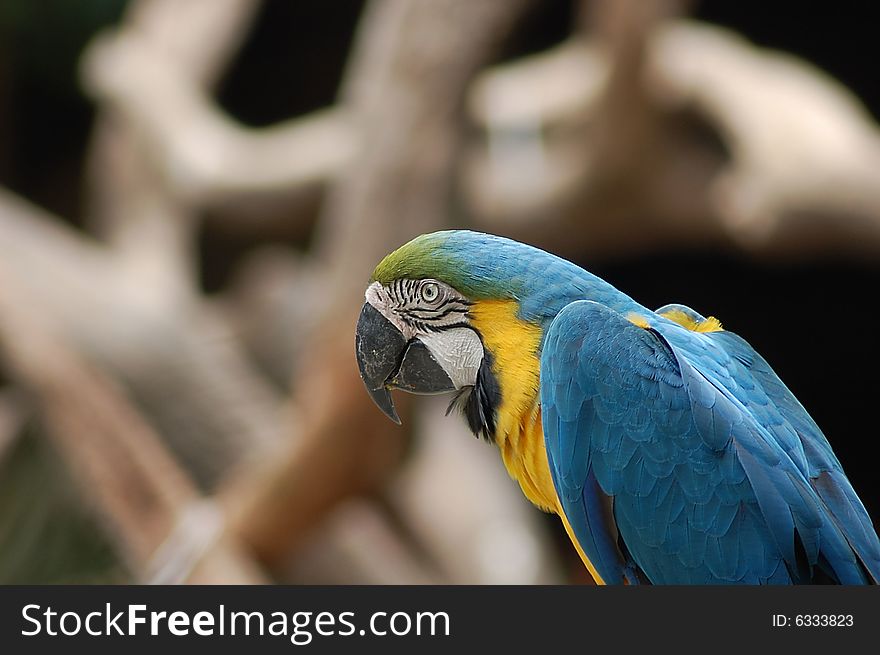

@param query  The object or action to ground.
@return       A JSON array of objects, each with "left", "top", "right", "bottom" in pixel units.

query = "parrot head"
[
  {"left": 356, "top": 229, "right": 619, "bottom": 441},
  {"left": 355, "top": 231, "right": 515, "bottom": 439}
]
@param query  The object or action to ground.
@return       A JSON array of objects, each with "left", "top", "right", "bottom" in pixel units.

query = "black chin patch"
[{"left": 446, "top": 350, "right": 501, "bottom": 442}]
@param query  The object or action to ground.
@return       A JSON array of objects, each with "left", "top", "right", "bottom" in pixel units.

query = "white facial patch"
[
  {"left": 365, "top": 280, "right": 483, "bottom": 389},
  {"left": 365, "top": 282, "right": 417, "bottom": 339},
  {"left": 417, "top": 328, "right": 484, "bottom": 390}
]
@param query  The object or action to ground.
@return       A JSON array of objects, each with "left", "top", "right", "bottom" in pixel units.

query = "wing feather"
[{"left": 540, "top": 300, "right": 879, "bottom": 584}]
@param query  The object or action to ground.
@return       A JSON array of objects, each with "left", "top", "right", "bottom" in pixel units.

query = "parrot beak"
[{"left": 355, "top": 302, "right": 455, "bottom": 424}]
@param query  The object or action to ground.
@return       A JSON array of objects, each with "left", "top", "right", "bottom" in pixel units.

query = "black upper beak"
[
  {"left": 355, "top": 303, "right": 405, "bottom": 423},
  {"left": 355, "top": 302, "right": 455, "bottom": 424}
]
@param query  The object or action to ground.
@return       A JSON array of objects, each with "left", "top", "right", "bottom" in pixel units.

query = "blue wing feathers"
[
  {"left": 541, "top": 300, "right": 880, "bottom": 584},
  {"left": 706, "top": 330, "right": 879, "bottom": 582}
]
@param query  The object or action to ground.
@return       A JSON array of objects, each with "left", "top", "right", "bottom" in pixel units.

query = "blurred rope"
[{"left": 144, "top": 500, "right": 225, "bottom": 585}]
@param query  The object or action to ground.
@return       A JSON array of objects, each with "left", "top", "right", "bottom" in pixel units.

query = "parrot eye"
[{"left": 421, "top": 281, "right": 441, "bottom": 304}]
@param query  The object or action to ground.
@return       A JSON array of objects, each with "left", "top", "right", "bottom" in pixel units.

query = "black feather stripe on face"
[{"left": 446, "top": 349, "right": 500, "bottom": 442}]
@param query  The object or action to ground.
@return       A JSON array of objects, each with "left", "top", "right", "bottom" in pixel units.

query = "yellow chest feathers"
[{"left": 468, "top": 300, "right": 559, "bottom": 512}]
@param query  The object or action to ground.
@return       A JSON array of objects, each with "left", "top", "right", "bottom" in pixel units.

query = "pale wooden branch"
[
  {"left": 464, "top": 20, "right": 880, "bottom": 257},
  {"left": 122, "top": 0, "right": 261, "bottom": 88},
  {"left": 0, "top": 264, "right": 266, "bottom": 583},
  {"left": 584, "top": 0, "right": 681, "bottom": 182},
  {"left": 223, "top": 0, "right": 538, "bottom": 570},
  {"left": 80, "top": 0, "right": 355, "bottom": 227},
  {"left": 81, "top": 31, "right": 356, "bottom": 209},
  {"left": 0, "top": 189, "right": 282, "bottom": 486},
  {"left": 656, "top": 21, "right": 880, "bottom": 250},
  {"left": 79, "top": 0, "right": 261, "bottom": 293}
]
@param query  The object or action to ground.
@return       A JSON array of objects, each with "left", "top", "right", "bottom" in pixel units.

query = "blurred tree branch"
[
  {"left": 222, "top": 0, "right": 538, "bottom": 570},
  {"left": 465, "top": 18, "right": 880, "bottom": 258},
  {"left": 80, "top": 0, "right": 264, "bottom": 294},
  {"left": 0, "top": 259, "right": 265, "bottom": 583},
  {"left": 82, "top": 23, "right": 356, "bottom": 214},
  {"left": 0, "top": 190, "right": 282, "bottom": 486}
]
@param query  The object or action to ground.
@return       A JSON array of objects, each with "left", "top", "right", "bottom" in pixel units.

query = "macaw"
[{"left": 354, "top": 230, "right": 880, "bottom": 584}]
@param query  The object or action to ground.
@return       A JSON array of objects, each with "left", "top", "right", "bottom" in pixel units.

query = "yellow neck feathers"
[
  {"left": 469, "top": 299, "right": 609, "bottom": 584},
  {"left": 468, "top": 300, "right": 558, "bottom": 511}
]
